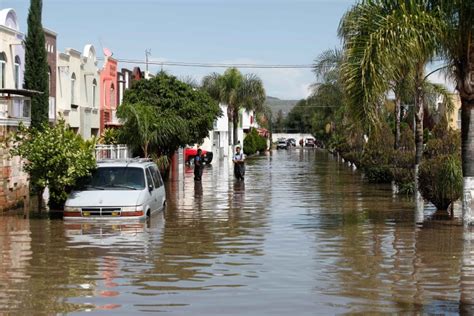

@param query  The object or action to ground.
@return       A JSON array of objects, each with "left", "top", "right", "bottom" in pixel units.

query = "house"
[
  {"left": 117, "top": 66, "right": 143, "bottom": 107},
  {"left": 99, "top": 56, "right": 118, "bottom": 133},
  {"left": 0, "top": 8, "right": 29, "bottom": 211},
  {"left": 57, "top": 45, "right": 100, "bottom": 139},
  {"left": 200, "top": 103, "right": 230, "bottom": 159}
]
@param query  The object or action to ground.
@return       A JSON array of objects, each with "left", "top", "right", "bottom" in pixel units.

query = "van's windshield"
[{"left": 80, "top": 167, "right": 146, "bottom": 190}]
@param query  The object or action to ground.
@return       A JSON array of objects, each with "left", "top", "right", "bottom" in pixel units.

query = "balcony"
[
  {"left": 105, "top": 110, "right": 121, "bottom": 127},
  {"left": 0, "top": 96, "right": 31, "bottom": 127}
]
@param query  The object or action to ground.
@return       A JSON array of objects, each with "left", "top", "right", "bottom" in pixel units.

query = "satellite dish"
[{"left": 103, "top": 47, "right": 113, "bottom": 57}]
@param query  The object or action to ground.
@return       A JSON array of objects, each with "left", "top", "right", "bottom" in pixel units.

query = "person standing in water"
[
  {"left": 233, "top": 146, "right": 245, "bottom": 181},
  {"left": 194, "top": 149, "right": 204, "bottom": 181}
]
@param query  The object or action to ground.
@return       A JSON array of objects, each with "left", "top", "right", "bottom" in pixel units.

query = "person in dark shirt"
[{"left": 194, "top": 149, "right": 204, "bottom": 181}]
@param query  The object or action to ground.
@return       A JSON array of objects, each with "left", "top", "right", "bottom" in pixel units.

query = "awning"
[{"left": 0, "top": 89, "right": 44, "bottom": 97}]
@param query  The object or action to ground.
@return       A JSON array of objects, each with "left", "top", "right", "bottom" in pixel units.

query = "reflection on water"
[{"left": 0, "top": 150, "right": 474, "bottom": 314}]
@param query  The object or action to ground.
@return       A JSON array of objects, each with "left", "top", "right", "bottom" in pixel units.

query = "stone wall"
[{"left": 0, "top": 126, "right": 29, "bottom": 212}]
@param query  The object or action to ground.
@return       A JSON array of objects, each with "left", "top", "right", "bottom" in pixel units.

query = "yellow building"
[{"left": 447, "top": 93, "right": 462, "bottom": 130}]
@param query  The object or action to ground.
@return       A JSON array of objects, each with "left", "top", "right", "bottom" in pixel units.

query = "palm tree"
[
  {"left": 339, "top": 0, "right": 441, "bottom": 192},
  {"left": 202, "top": 68, "right": 266, "bottom": 145},
  {"left": 434, "top": 1, "right": 474, "bottom": 224}
]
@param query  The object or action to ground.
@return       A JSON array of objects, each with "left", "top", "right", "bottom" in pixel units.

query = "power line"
[{"left": 97, "top": 57, "right": 314, "bottom": 69}]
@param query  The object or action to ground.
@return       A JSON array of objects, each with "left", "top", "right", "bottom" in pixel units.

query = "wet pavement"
[{"left": 1, "top": 149, "right": 474, "bottom": 315}]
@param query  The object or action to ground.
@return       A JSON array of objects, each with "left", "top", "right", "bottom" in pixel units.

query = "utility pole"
[{"left": 145, "top": 49, "right": 151, "bottom": 73}]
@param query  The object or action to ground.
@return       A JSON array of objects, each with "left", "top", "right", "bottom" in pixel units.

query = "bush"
[
  {"left": 418, "top": 118, "right": 462, "bottom": 211},
  {"left": 360, "top": 124, "right": 394, "bottom": 183},
  {"left": 10, "top": 121, "right": 96, "bottom": 211},
  {"left": 99, "top": 128, "right": 120, "bottom": 145},
  {"left": 391, "top": 125, "right": 415, "bottom": 194},
  {"left": 244, "top": 129, "right": 267, "bottom": 155}
]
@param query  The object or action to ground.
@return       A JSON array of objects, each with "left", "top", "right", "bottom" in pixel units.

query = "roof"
[{"left": 96, "top": 159, "right": 155, "bottom": 169}]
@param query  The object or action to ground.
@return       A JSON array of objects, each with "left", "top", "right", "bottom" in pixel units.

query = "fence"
[{"left": 95, "top": 144, "right": 131, "bottom": 160}]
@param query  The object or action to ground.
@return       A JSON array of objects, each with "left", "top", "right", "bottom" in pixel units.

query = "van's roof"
[{"left": 96, "top": 159, "right": 156, "bottom": 169}]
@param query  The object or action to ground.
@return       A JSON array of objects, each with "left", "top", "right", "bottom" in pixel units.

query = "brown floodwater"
[{"left": 1, "top": 149, "right": 474, "bottom": 315}]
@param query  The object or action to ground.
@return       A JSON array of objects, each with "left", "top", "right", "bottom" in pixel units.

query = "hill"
[{"left": 265, "top": 96, "right": 300, "bottom": 117}]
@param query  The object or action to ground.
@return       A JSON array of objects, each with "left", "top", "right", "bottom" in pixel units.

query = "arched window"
[
  {"left": 0, "top": 53, "right": 7, "bottom": 89},
  {"left": 14, "top": 56, "right": 21, "bottom": 89},
  {"left": 92, "top": 79, "right": 97, "bottom": 108},
  {"left": 110, "top": 83, "right": 115, "bottom": 108},
  {"left": 71, "top": 73, "right": 76, "bottom": 104}
]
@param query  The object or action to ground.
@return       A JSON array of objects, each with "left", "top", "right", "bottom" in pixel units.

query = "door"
[
  {"left": 145, "top": 168, "right": 159, "bottom": 213},
  {"left": 150, "top": 165, "right": 165, "bottom": 210}
]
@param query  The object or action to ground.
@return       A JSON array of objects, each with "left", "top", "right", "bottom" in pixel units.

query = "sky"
[{"left": 0, "top": 0, "right": 356, "bottom": 100}]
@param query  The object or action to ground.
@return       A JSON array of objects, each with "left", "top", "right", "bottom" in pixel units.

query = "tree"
[
  {"left": 24, "top": 0, "right": 49, "bottom": 128},
  {"left": 118, "top": 71, "right": 221, "bottom": 157},
  {"left": 10, "top": 121, "right": 96, "bottom": 211},
  {"left": 339, "top": 0, "right": 441, "bottom": 193},
  {"left": 434, "top": 1, "right": 474, "bottom": 224},
  {"left": 202, "top": 68, "right": 266, "bottom": 145},
  {"left": 308, "top": 48, "right": 345, "bottom": 142}
]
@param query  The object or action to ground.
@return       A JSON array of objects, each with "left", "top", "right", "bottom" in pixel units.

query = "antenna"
[{"left": 145, "top": 49, "right": 151, "bottom": 73}]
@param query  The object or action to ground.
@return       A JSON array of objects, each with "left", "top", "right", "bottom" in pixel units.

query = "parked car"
[
  {"left": 305, "top": 138, "right": 316, "bottom": 147},
  {"left": 64, "top": 159, "right": 166, "bottom": 221},
  {"left": 287, "top": 138, "right": 296, "bottom": 147},
  {"left": 276, "top": 138, "right": 288, "bottom": 149},
  {"left": 185, "top": 147, "right": 213, "bottom": 164}
]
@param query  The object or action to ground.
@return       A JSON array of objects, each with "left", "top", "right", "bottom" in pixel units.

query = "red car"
[{"left": 184, "top": 148, "right": 213, "bottom": 164}]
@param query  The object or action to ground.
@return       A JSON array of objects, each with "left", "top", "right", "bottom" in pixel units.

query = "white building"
[
  {"left": 0, "top": 8, "right": 29, "bottom": 211},
  {"left": 201, "top": 103, "right": 230, "bottom": 159},
  {"left": 57, "top": 45, "right": 100, "bottom": 139}
]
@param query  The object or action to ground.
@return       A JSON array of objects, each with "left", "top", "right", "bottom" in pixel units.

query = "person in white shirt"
[{"left": 232, "top": 146, "right": 245, "bottom": 180}]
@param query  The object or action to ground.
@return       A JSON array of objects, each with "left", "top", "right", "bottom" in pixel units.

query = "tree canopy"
[{"left": 118, "top": 71, "right": 221, "bottom": 157}]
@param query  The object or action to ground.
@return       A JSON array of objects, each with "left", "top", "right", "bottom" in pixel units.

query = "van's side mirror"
[{"left": 148, "top": 184, "right": 153, "bottom": 192}]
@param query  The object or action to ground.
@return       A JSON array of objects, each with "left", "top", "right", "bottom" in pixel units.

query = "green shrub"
[
  {"left": 100, "top": 128, "right": 120, "bottom": 145},
  {"left": 360, "top": 124, "right": 394, "bottom": 183},
  {"left": 391, "top": 125, "right": 415, "bottom": 194},
  {"left": 244, "top": 129, "right": 267, "bottom": 155},
  {"left": 418, "top": 118, "right": 462, "bottom": 211},
  {"left": 419, "top": 155, "right": 462, "bottom": 210},
  {"left": 10, "top": 121, "right": 96, "bottom": 211}
]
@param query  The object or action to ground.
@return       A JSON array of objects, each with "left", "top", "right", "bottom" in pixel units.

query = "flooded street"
[{"left": 1, "top": 149, "right": 474, "bottom": 315}]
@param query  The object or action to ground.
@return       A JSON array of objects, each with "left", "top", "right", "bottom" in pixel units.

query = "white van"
[{"left": 64, "top": 159, "right": 166, "bottom": 221}]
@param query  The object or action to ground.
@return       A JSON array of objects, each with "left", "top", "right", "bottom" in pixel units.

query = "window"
[
  {"left": 150, "top": 166, "right": 163, "bottom": 188},
  {"left": 80, "top": 167, "right": 146, "bottom": 190},
  {"left": 92, "top": 79, "right": 97, "bottom": 108},
  {"left": 47, "top": 66, "right": 51, "bottom": 92},
  {"left": 14, "top": 56, "right": 20, "bottom": 89},
  {"left": 110, "top": 83, "right": 115, "bottom": 108},
  {"left": 71, "top": 73, "right": 76, "bottom": 104},
  {"left": 0, "top": 53, "right": 6, "bottom": 89},
  {"left": 146, "top": 168, "right": 154, "bottom": 189}
]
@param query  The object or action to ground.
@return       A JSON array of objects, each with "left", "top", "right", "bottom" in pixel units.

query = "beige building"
[
  {"left": 57, "top": 45, "right": 100, "bottom": 139},
  {"left": 0, "top": 8, "right": 29, "bottom": 211}
]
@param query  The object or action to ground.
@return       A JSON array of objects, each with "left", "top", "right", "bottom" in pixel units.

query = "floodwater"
[{"left": 1, "top": 149, "right": 474, "bottom": 315}]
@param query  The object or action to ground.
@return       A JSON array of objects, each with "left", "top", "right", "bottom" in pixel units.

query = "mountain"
[{"left": 265, "top": 96, "right": 300, "bottom": 117}]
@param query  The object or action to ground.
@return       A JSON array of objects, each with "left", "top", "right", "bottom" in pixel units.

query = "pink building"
[{"left": 99, "top": 56, "right": 118, "bottom": 133}]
